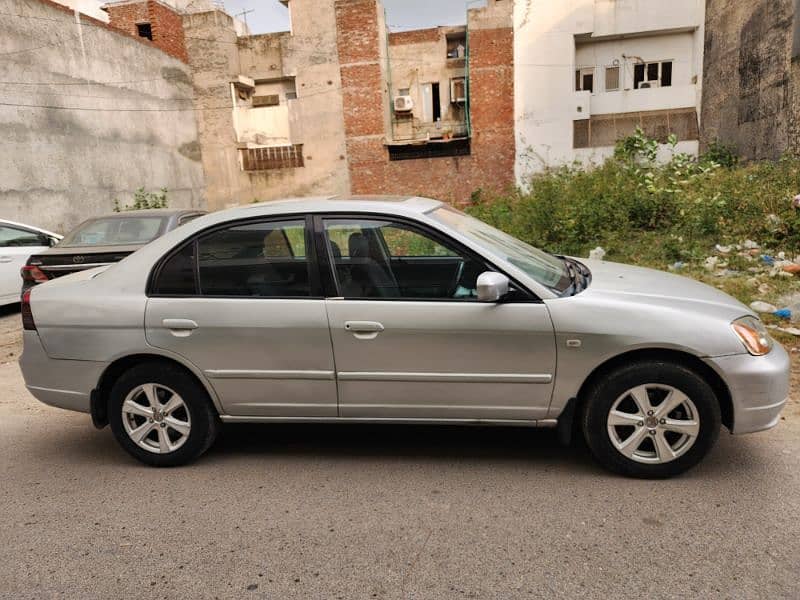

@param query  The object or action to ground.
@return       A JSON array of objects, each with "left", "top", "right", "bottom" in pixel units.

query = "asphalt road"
[{"left": 1, "top": 309, "right": 799, "bottom": 598}]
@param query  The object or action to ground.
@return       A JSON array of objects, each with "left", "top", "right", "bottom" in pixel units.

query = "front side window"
[
  {"left": 61, "top": 217, "right": 165, "bottom": 247},
  {"left": 430, "top": 206, "right": 571, "bottom": 294},
  {"left": 152, "top": 219, "right": 311, "bottom": 298},
  {"left": 0, "top": 225, "right": 45, "bottom": 247},
  {"left": 323, "top": 218, "right": 486, "bottom": 300}
]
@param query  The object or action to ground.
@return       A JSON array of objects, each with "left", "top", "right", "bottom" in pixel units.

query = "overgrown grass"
[{"left": 468, "top": 131, "right": 800, "bottom": 267}]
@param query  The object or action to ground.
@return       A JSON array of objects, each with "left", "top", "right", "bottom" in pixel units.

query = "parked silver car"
[{"left": 19, "top": 197, "right": 789, "bottom": 477}]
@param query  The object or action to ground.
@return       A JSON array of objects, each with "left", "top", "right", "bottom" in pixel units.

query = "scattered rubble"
[
  {"left": 750, "top": 301, "right": 778, "bottom": 314},
  {"left": 588, "top": 247, "right": 606, "bottom": 261},
  {"left": 702, "top": 239, "right": 800, "bottom": 281}
]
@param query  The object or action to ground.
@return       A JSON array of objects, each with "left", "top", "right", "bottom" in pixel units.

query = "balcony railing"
[{"left": 241, "top": 145, "right": 304, "bottom": 171}]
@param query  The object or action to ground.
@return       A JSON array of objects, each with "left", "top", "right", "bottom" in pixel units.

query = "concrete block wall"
[
  {"left": 0, "top": 0, "right": 204, "bottom": 233},
  {"left": 701, "top": 0, "right": 795, "bottom": 160}
]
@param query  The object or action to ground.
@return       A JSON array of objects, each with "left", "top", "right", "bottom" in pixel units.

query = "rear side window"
[
  {"left": 152, "top": 243, "right": 197, "bottom": 295},
  {"left": 151, "top": 219, "right": 312, "bottom": 298},
  {"left": 0, "top": 225, "right": 45, "bottom": 247}
]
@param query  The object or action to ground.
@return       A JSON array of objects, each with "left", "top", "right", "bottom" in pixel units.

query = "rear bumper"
[
  {"left": 19, "top": 331, "right": 105, "bottom": 414},
  {"left": 706, "top": 343, "right": 791, "bottom": 435}
]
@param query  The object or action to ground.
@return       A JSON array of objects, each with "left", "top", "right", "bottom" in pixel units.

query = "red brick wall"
[
  {"left": 335, "top": 0, "right": 515, "bottom": 206},
  {"left": 148, "top": 1, "right": 188, "bottom": 62},
  {"left": 106, "top": 0, "right": 188, "bottom": 63},
  {"left": 388, "top": 28, "right": 440, "bottom": 46},
  {"left": 105, "top": 2, "right": 148, "bottom": 37},
  {"left": 466, "top": 27, "right": 515, "bottom": 196}
]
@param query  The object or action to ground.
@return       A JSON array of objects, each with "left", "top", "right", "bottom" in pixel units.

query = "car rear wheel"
[
  {"left": 108, "top": 362, "right": 219, "bottom": 467},
  {"left": 581, "top": 361, "right": 721, "bottom": 478}
]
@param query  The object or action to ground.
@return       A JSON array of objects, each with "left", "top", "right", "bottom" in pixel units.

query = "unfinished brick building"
[
  {"left": 103, "top": 0, "right": 515, "bottom": 209},
  {"left": 336, "top": 0, "right": 515, "bottom": 204},
  {"left": 103, "top": 0, "right": 189, "bottom": 62}
]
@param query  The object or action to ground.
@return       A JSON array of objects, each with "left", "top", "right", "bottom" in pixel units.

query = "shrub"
[
  {"left": 113, "top": 188, "right": 169, "bottom": 212},
  {"left": 467, "top": 131, "right": 800, "bottom": 266}
]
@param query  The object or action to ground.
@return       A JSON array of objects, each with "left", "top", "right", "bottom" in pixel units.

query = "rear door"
[
  {"left": 145, "top": 216, "right": 338, "bottom": 417},
  {"left": 318, "top": 215, "right": 557, "bottom": 422}
]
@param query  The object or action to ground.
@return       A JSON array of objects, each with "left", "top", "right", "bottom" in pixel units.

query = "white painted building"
[{"left": 514, "top": 0, "right": 706, "bottom": 184}]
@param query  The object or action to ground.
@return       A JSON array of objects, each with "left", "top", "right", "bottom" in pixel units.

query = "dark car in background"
[{"left": 21, "top": 209, "right": 206, "bottom": 291}]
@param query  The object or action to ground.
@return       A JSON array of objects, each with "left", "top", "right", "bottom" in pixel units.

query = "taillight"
[
  {"left": 21, "top": 265, "right": 49, "bottom": 284},
  {"left": 21, "top": 289, "right": 36, "bottom": 331}
]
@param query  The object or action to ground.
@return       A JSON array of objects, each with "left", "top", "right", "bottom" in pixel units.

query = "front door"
[
  {"left": 145, "top": 216, "right": 337, "bottom": 417},
  {"left": 319, "top": 216, "right": 556, "bottom": 421}
]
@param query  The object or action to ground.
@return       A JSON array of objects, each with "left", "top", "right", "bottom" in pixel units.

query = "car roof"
[
  {"left": 227, "top": 195, "right": 444, "bottom": 218},
  {"left": 0, "top": 218, "right": 62, "bottom": 238},
  {"left": 85, "top": 209, "right": 206, "bottom": 219}
]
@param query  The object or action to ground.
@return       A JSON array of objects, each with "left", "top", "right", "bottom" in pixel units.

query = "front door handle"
[
  {"left": 162, "top": 318, "right": 198, "bottom": 337},
  {"left": 344, "top": 321, "right": 384, "bottom": 340}
]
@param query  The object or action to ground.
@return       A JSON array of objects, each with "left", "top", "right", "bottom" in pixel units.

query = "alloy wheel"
[
  {"left": 121, "top": 383, "right": 191, "bottom": 454},
  {"left": 606, "top": 384, "right": 700, "bottom": 464}
]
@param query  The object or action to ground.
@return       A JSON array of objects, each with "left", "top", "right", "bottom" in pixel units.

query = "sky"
[{"left": 222, "top": 0, "right": 483, "bottom": 34}]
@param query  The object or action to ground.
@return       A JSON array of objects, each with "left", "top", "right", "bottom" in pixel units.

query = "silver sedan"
[{"left": 19, "top": 197, "right": 789, "bottom": 477}]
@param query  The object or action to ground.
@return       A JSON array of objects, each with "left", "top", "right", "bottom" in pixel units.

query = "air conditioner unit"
[
  {"left": 638, "top": 81, "right": 661, "bottom": 90},
  {"left": 394, "top": 95, "right": 414, "bottom": 112}
]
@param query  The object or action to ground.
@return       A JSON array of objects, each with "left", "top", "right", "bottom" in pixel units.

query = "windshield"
[
  {"left": 430, "top": 206, "right": 572, "bottom": 293},
  {"left": 60, "top": 216, "right": 166, "bottom": 247}
]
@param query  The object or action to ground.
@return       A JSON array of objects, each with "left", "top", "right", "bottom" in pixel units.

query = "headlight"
[{"left": 731, "top": 316, "right": 773, "bottom": 356}]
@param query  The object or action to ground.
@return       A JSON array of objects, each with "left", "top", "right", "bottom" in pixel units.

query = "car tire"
[
  {"left": 108, "top": 362, "right": 219, "bottom": 467},
  {"left": 581, "top": 360, "right": 721, "bottom": 479}
]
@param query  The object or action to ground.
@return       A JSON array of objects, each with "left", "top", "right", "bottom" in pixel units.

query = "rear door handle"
[
  {"left": 162, "top": 319, "right": 198, "bottom": 337},
  {"left": 0, "top": 256, "right": 13, "bottom": 263},
  {"left": 344, "top": 321, "right": 384, "bottom": 340}
]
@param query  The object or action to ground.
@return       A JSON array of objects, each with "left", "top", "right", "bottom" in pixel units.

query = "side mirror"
[
  {"left": 477, "top": 271, "right": 510, "bottom": 303},
  {"left": 48, "top": 237, "right": 59, "bottom": 247}
]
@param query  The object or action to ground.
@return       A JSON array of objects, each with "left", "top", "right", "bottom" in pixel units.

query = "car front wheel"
[
  {"left": 108, "top": 362, "right": 219, "bottom": 467},
  {"left": 581, "top": 360, "right": 721, "bottom": 478}
]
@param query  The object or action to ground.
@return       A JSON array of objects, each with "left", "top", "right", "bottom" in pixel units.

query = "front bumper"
[
  {"left": 19, "top": 331, "right": 105, "bottom": 414},
  {"left": 706, "top": 343, "right": 791, "bottom": 434}
]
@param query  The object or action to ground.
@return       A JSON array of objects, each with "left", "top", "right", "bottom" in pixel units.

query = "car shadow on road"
[
  {"left": 199, "top": 421, "right": 762, "bottom": 480},
  {"left": 0, "top": 302, "right": 20, "bottom": 317},
  {"left": 207, "top": 422, "right": 601, "bottom": 475},
  {"left": 20, "top": 414, "right": 769, "bottom": 481}
]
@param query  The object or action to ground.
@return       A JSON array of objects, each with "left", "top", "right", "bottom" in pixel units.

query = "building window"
[
  {"left": 633, "top": 61, "right": 673, "bottom": 89},
  {"left": 252, "top": 94, "right": 280, "bottom": 108},
  {"left": 285, "top": 91, "right": 297, "bottom": 100},
  {"left": 450, "top": 77, "right": 466, "bottom": 103},
  {"left": 241, "top": 145, "right": 304, "bottom": 171},
  {"left": 397, "top": 87, "right": 410, "bottom": 97},
  {"left": 446, "top": 32, "right": 467, "bottom": 59},
  {"left": 605, "top": 66, "right": 621, "bottom": 92},
  {"left": 575, "top": 68, "right": 594, "bottom": 93},
  {"left": 136, "top": 22, "right": 152, "bottom": 40}
]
